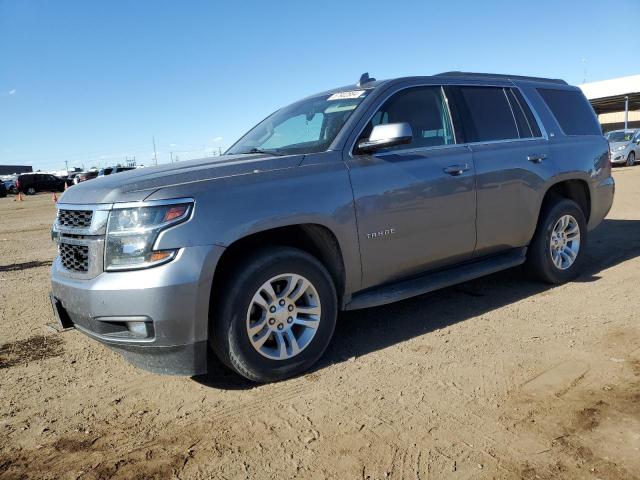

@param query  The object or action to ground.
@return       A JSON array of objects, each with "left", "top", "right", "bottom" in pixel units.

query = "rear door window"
[
  {"left": 457, "top": 86, "right": 519, "bottom": 142},
  {"left": 537, "top": 88, "right": 601, "bottom": 136}
]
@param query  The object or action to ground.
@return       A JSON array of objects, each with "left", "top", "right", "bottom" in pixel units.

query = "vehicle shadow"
[{"left": 195, "top": 218, "right": 640, "bottom": 389}]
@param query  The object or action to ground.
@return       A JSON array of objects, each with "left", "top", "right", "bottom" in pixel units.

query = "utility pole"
[
  {"left": 624, "top": 96, "right": 629, "bottom": 129},
  {"left": 152, "top": 136, "right": 158, "bottom": 165},
  {"left": 170, "top": 152, "right": 174, "bottom": 163},
  {"left": 64, "top": 160, "right": 69, "bottom": 174}
]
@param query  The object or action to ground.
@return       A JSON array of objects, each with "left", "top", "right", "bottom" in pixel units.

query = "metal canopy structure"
[
  {"left": 579, "top": 75, "right": 640, "bottom": 129},
  {"left": 587, "top": 92, "right": 640, "bottom": 114}
]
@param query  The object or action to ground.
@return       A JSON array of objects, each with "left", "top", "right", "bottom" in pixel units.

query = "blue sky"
[{"left": 0, "top": 0, "right": 637, "bottom": 171}]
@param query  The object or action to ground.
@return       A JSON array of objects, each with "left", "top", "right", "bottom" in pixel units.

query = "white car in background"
[
  {"left": 1, "top": 176, "right": 17, "bottom": 193},
  {"left": 606, "top": 129, "right": 640, "bottom": 166}
]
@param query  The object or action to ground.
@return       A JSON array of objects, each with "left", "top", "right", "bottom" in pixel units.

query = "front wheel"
[
  {"left": 211, "top": 247, "right": 337, "bottom": 383},
  {"left": 627, "top": 151, "right": 636, "bottom": 166},
  {"left": 527, "top": 198, "right": 587, "bottom": 284}
]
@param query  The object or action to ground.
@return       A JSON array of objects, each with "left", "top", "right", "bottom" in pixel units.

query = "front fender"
[{"left": 146, "top": 160, "right": 362, "bottom": 295}]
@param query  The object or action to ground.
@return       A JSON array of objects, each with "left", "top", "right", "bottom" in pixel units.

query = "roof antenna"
[{"left": 358, "top": 72, "right": 376, "bottom": 87}]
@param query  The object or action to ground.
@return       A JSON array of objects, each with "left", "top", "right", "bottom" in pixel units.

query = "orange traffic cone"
[{"left": 52, "top": 192, "right": 58, "bottom": 203}]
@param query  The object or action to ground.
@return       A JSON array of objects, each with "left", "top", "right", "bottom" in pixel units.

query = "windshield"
[
  {"left": 226, "top": 90, "right": 369, "bottom": 156},
  {"left": 607, "top": 131, "right": 634, "bottom": 142}
]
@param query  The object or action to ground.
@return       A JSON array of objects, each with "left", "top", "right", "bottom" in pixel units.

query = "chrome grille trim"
[
  {"left": 54, "top": 204, "right": 110, "bottom": 279},
  {"left": 57, "top": 209, "right": 93, "bottom": 228},
  {"left": 59, "top": 243, "right": 89, "bottom": 272}
]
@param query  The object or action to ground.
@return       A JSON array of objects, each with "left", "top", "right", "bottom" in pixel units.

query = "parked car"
[
  {"left": 2, "top": 178, "right": 16, "bottom": 194},
  {"left": 50, "top": 71, "right": 614, "bottom": 382},
  {"left": 74, "top": 170, "right": 99, "bottom": 184},
  {"left": 606, "top": 129, "right": 640, "bottom": 166},
  {"left": 0, "top": 181, "right": 6, "bottom": 197},
  {"left": 98, "top": 166, "right": 136, "bottom": 176},
  {"left": 64, "top": 173, "right": 80, "bottom": 187},
  {"left": 16, "top": 173, "right": 65, "bottom": 194}
]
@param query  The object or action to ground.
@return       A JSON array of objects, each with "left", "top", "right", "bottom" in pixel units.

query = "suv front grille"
[
  {"left": 59, "top": 243, "right": 89, "bottom": 272},
  {"left": 57, "top": 209, "right": 93, "bottom": 228}
]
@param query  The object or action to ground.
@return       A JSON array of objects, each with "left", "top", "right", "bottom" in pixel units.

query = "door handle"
[
  {"left": 443, "top": 164, "right": 470, "bottom": 176},
  {"left": 527, "top": 154, "right": 547, "bottom": 164}
]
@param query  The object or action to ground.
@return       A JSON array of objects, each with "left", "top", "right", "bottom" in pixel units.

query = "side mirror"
[{"left": 357, "top": 122, "right": 413, "bottom": 153}]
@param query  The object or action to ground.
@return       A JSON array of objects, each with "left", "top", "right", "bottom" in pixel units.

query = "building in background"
[
  {"left": 579, "top": 75, "right": 640, "bottom": 133},
  {"left": 0, "top": 165, "right": 32, "bottom": 175}
]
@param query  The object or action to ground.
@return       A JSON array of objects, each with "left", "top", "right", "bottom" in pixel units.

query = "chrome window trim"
[
  {"left": 441, "top": 85, "right": 457, "bottom": 145},
  {"left": 373, "top": 143, "right": 468, "bottom": 158},
  {"left": 373, "top": 136, "right": 545, "bottom": 158},
  {"left": 348, "top": 82, "right": 549, "bottom": 159},
  {"left": 509, "top": 88, "right": 536, "bottom": 138},
  {"left": 504, "top": 88, "right": 521, "bottom": 138}
]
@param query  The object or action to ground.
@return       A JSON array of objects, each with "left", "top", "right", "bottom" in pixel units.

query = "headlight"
[
  {"left": 615, "top": 144, "right": 627, "bottom": 151},
  {"left": 104, "top": 201, "right": 192, "bottom": 271}
]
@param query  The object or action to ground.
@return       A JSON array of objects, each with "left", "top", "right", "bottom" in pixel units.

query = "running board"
[{"left": 345, "top": 248, "right": 527, "bottom": 310}]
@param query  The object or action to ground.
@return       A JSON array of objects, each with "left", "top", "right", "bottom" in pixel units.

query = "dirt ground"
[{"left": 1, "top": 168, "right": 639, "bottom": 480}]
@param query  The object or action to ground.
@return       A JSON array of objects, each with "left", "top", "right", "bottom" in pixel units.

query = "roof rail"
[{"left": 435, "top": 71, "right": 568, "bottom": 85}]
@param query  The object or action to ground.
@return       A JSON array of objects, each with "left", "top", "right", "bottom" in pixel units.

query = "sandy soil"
[{"left": 1, "top": 169, "right": 639, "bottom": 480}]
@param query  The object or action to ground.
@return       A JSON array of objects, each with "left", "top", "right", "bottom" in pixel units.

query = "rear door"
[
  {"left": 347, "top": 85, "right": 476, "bottom": 288},
  {"left": 449, "top": 85, "right": 550, "bottom": 257}
]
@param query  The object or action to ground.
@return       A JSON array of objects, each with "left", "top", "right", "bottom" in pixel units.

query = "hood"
[{"left": 58, "top": 153, "right": 304, "bottom": 205}]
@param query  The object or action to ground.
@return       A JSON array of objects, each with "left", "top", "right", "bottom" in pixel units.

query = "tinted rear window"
[
  {"left": 537, "top": 88, "right": 601, "bottom": 136},
  {"left": 458, "top": 87, "right": 519, "bottom": 142}
]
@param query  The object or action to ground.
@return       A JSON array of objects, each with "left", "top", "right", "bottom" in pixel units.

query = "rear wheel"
[
  {"left": 211, "top": 247, "right": 337, "bottom": 383},
  {"left": 627, "top": 151, "right": 636, "bottom": 166},
  {"left": 527, "top": 198, "right": 587, "bottom": 284},
  {"left": 26, "top": 187, "right": 36, "bottom": 195}
]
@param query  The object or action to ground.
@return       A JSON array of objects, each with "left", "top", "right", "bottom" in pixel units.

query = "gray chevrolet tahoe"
[{"left": 50, "top": 72, "right": 614, "bottom": 382}]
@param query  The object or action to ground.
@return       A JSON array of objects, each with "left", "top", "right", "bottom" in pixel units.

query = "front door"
[{"left": 347, "top": 86, "right": 477, "bottom": 289}]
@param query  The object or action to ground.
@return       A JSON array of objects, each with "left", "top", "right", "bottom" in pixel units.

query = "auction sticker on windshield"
[{"left": 327, "top": 90, "right": 366, "bottom": 100}]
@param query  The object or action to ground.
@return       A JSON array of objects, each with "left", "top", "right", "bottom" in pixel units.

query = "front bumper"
[
  {"left": 610, "top": 150, "right": 630, "bottom": 164},
  {"left": 50, "top": 244, "right": 225, "bottom": 375}
]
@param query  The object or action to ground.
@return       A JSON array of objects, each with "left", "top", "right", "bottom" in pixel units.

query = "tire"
[
  {"left": 627, "top": 151, "right": 636, "bottom": 166},
  {"left": 26, "top": 187, "right": 36, "bottom": 195},
  {"left": 527, "top": 198, "right": 587, "bottom": 284},
  {"left": 211, "top": 247, "right": 337, "bottom": 383}
]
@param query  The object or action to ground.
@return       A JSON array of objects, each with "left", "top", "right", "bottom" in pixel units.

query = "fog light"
[{"left": 127, "top": 321, "right": 149, "bottom": 338}]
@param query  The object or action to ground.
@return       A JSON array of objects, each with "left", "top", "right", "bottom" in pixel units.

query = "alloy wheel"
[
  {"left": 549, "top": 214, "right": 581, "bottom": 270},
  {"left": 246, "top": 273, "right": 321, "bottom": 360}
]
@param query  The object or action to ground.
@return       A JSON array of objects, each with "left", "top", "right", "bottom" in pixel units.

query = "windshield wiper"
[{"left": 233, "top": 147, "right": 285, "bottom": 156}]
